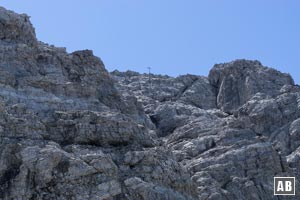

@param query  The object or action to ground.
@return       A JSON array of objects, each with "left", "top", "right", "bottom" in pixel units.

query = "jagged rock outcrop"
[
  {"left": 111, "top": 71, "right": 216, "bottom": 113},
  {"left": 0, "top": 7, "right": 37, "bottom": 46},
  {"left": 112, "top": 61, "right": 300, "bottom": 199},
  {"left": 0, "top": 7, "right": 196, "bottom": 200},
  {"left": 208, "top": 60, "right": 294, "bottom": 113},
  {"left": 1, "top": 6, "right": 300, "bottom": 200}
]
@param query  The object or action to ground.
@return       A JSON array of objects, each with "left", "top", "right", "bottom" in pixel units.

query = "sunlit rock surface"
[{"left": 1, "top": 6, "right": 300, "bottom": 200}]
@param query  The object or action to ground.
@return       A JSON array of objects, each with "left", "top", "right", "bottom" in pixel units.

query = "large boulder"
[{"left": 208, "top": 59, "right": 294, "bottom": 113}]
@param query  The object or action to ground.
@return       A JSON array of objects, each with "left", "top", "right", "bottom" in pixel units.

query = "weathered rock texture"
[
  {"left": 1, "top": 6, "right": 300, "bottom": 200},
  {"left": 208, "top": 60, "right": 294, "bottom": 113}
]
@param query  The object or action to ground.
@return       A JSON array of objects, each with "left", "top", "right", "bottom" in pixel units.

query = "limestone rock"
[
  {"left": 0, "top": 6, "right": 37, "bottom": 46},
  {"left": 2, "top": 5, "right": 300, "bottom": 200},
  {"left": 111, "top": 71, "right": 216, "bottom": 112},
  {"left": 0, "top": 6, "right": 196, "bottom": 200},
  {"left": 208, "top": 59, "right": 294, "bottom": 113}
]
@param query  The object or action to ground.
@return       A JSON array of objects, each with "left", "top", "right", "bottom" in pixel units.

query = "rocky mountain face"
[{"left": 1, "top": 6, "right": 300, "bottom": 200}]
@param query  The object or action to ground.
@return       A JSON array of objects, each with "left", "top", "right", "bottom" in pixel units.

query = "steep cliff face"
[
  {"left": 112, "top": 63, "right": 300, "bottom": 200},
  {"left": 1, "top": 6, "right": 300, "bottom": 200},
  {"left": 0, "top": 7, "right": 196, "bottom": 200}
]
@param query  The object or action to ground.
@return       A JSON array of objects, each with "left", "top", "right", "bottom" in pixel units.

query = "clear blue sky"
[{"left": 1, "top": 1, "right": 299, "bottom": 83}]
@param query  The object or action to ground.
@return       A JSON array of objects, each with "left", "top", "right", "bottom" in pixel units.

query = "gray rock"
[
  {"left": 111, "top": 71, "right": 216, "bottom": 112},
  {"left": 208, "top": 59, "right": 294, "bottom": 113},
  {"left": 0, "top": 6, "right": 37, "bottom": 46},
  {"left": 0, "top": 6, "right": 197, "bottom": 200},
  {"left": 2, "top": 5, "right": 300, "bottom": 200},
  {"left": 124, "top": 177, "right": 195, "bottom": 200}
]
